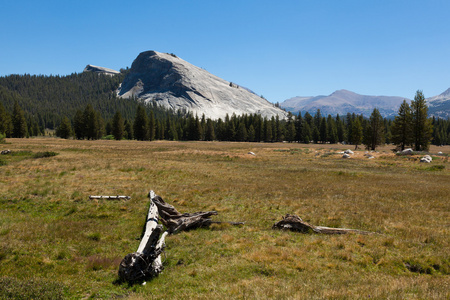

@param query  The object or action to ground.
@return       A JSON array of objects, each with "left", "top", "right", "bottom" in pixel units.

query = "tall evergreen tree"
[
  {"left": 12, "top": 101, "right": 28, "bottom": 138},
  {"left": 83, "top": 104, "right": 98, "bottom": 140},
  {"left": 319, "top": 117, "right": 327, "bottom": 143},
  {"left": 73, "top": 109, "right": 85, "bottom": 139},
  {"left": 205, "top": 119, "right": 216, "bottom": 141},
  {"left": 364, "top": 108, "right": 385, "bottom": 150},
  {"left": 391, "top": 100, "right": 413, "bottom": 151},
  {"left": 351, "top": 118, "right": 363, "bottom": 150},
  {"left": 285, "top": 112, "right": 296, "bottom": 142},
  {"left": 56, "top": 116, "right": 72, "bottom": 139},
  {"left": 134, "top": 105, "right": 149, "bottom": 140},
  {"left": 411, "top": 90, "right": 433, "bottom": 151},
  {"left": 112, "top": 111, "right": 124, "bottom": 140},
  {"left": 0, "top": 102, "right": 11, "bottom": 136}
]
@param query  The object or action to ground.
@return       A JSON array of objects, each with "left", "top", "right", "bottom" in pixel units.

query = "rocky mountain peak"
[
  {"left": 83, "top": 65, "right": 120, "bottom": 76},
  {"left": 117, "top": 51, "right": 286, "bottom": 120}
]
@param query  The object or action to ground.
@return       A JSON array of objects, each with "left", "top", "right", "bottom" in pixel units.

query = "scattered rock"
[
  {"left": 437, "top": 151, "right": 443, "bottom": 155},
  {"left": 400, "top": 148, "right": 414, "bottom": 155},
  {"left": 420, "top": 155, "right": 432, "bottom": 163},
  {"left": 344, "top": 149, "right": 354, "bottom": 154},
  {"left": 1, "top": 150, "right": 11, "bottom": 155},
  {"left": 342, "top": 154, "right": 351, "bottom": 159},
  {"left": 248, "top": 151, "right": 256, "bottom": 156}
]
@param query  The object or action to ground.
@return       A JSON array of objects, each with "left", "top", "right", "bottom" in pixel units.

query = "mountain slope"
[
  {"left": 117, "top": 51, "right": 286, "bottom": 120},
  {"left": 427, "top": 88, "right": 450, "bottom": 118},
  {"left": 281, "top": 90, "right": 409, "bottom": 117}
]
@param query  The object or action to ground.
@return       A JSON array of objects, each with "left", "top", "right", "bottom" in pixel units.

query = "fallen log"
[
  {"left": 89, "top": 195, "right": 131, "bottom": 200},
  {"left": 150, "top": 191, "right": 244, "bottom": 234},
  {"left": 272, "top": 214, "right": 371, "bottom": 235},
  {"left": 118, "top": 191, "right": 167, "bottom": 283}
]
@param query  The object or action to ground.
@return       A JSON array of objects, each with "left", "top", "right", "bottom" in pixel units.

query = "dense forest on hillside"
[{"left": 0, "top": 73, "right": 449, "bottom": 149}]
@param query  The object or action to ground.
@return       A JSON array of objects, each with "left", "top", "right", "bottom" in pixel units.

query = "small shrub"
[
  {"left": 87, "top": 232, "right": 101, "bottom": 241},
  {"left": 0, "top": 158, "right": 6, "bottom": 166},
  {"left": 33, "top": 151, "right": 58, "bottom": 158},
  {"left": 102, "top": 135, "right": 115, "bottom": 140},
  {"left": 426, "top": 165, "right": 445, "bottom": 171},
  {"left": 0, "top": 133, "right": 5, "bottom": 144}
]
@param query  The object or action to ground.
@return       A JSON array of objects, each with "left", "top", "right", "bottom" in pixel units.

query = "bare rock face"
[
  {"left": 117, "top": 51, "right": 287, "bottom": 120},
  {"left": 83, "top": 65, "right": 120, "bottom": 76}
]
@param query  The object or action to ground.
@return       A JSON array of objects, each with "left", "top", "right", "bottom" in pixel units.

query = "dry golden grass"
[{"left": 0, "top": 138, "right": 449, "bottom": 299}]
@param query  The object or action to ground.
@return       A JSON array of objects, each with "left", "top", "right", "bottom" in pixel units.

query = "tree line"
[{"left": 0, "top": 70, "right": 448, "bottom": 150}]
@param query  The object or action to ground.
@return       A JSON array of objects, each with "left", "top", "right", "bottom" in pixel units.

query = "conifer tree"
[
  {"left": 124, "top": 119, "right": 133, "bottom": 140},
  {"left": 0, "top": 102, "right": 11, "bottom": 136},
  {"left": 285, "top": 112, "right": 296, "bottom": 142},
  {"left": 319, "top": 117, "right": 327, "bottom": 143},
  {"left": 391, "top": 100, "right": 413, "bottom": 151},
  {"left": 83, "top": 104, "right": 98, "bottom": 140},
  {"left": 205, "top": 119, "right": 216, "bottom": 141},
  {"left": 351, "top": 118, "right": 363, "bottom": 150},
  {"left": 73, "top": 109, "right": 85, "bottom": 139},
  {"left": 364, "top": 108, "right": 385, "bottom": 150},
  {"left": 56, "top": 116, "right": 72, "bottom": 139},
  {"left": 148, "top": 111, "right": 156, "bottom": 141},
  {"left": 134, "top": 105, "right": 149, "bottom": 140},
  {"left": 112, "top": 111, "right": 124, "bottom": 140},
  {"left": 12, "top": 101, "right": 28, "bottom": 138},
  {"left": 411, "top": 90, "right": 433, "bottom": 151}
]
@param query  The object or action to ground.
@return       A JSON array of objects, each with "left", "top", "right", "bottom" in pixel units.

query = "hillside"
[
  {"left": 428, "top": 88, "right": 450, "bottom": 118},
  {"left": 281, "top": 89, "right": 450, "bottom": 118},
  {"left": 281, "top": 90, "right": 408, "bottom": 117},
  {"left": 117, "top": 51, "right": 287, "bottom": 120}
]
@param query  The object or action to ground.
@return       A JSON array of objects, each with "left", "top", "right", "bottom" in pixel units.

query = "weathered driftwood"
[
  {"left": 272, "top": 214, "right": 371, "bottom": 235},
  {"left": 89, "top": 195, "right": 131, "bottom": 200},
  {"left": 150, "top": 191, "right": 244, "bottom": 234},
  {"left": 118, "top": 192, "right": 167, "bottom": 283}
]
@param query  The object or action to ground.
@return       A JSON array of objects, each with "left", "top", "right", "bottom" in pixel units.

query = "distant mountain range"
[{"left": 280, "top": 89, "right": 450, "bottom": 118}]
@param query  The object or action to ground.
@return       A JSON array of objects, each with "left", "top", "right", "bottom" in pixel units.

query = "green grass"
[{"left": 0, "top": 138, "right": 449, "bottom": 299}]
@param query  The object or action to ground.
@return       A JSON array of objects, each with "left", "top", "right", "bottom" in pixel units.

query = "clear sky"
[{"left": 1, "top": 0, "right": 449, "bottom": 103}]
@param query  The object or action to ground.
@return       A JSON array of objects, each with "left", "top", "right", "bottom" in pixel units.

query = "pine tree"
[
  {"left": 236, "top": 122, "right": 248, "bottom": 142},
  {"left": 83, "top": 104, "right": 98, "bottom": 140},
  {"left": 56, "top": 116, "right": 72, "bottom": 139},
  {"left": 148, "top": 111, "right": 156, "bottom": 141},
  {"left": 0, "top": 102, "right": 11, "bottom": 136},
  {"left": 351, "top": 118, "right": 363, "bottom": 150},
  {"left": 133, "top": 105, "right": 149, "bottom": 141},
  {"left": 124, "top": 119, "right": 133, "bottom": 140},
  {"left": 112, "top": 111, "right": 124, "bottom": 140},
  {"left": 205, "top": 119, "right": 216, "bottom": 141},
  {"left": 391, "top": 100, "right": 413, "bottom": 151},
  {"left": 73, "top": 109, "right": 85, "bottom": 139},
  {"left": 364, "top": 108, "right": 385, "bottom": 150},
  {"left": 12, "top": 101, "right": 28, "bottom": 138},
  {"left": 411, "top": 90, "right": 433, "bottom": 151},
  {"left": 285, "top": 112, "right": 296, "bottom": 142},
  {"left": 319, "top": 117, "right": 327, "bottom": 143}
]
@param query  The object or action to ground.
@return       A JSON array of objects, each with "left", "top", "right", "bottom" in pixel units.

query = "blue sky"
[{"left": 1, "top": 0, "right": 449, "bottom": 103}]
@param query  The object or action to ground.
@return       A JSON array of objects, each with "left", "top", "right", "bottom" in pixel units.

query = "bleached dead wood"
[
  {"left": 273, "top": 214, "right": 371, "bottom": 235},
  {"left": 118, "top": 191, "right": 167, "bottom": 283},
  {"left": 150, "top": 191, "right": 244, "bottom": 234},
  {"left": 89, "top": 195, "right": 131, "bottom": 200}
]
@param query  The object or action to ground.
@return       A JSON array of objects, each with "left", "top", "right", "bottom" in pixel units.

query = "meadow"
[{"left": 0, "top": 138, "right": 449, "bottom": 299}]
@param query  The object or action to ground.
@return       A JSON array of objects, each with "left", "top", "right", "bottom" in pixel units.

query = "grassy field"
[{"left": 0, "top": 138, "right": 449, "bottom": 299}]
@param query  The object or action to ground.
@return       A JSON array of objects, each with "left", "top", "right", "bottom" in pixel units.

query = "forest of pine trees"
[{"left": 0, "top": 72, "right": 449, "bottom": 149}]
